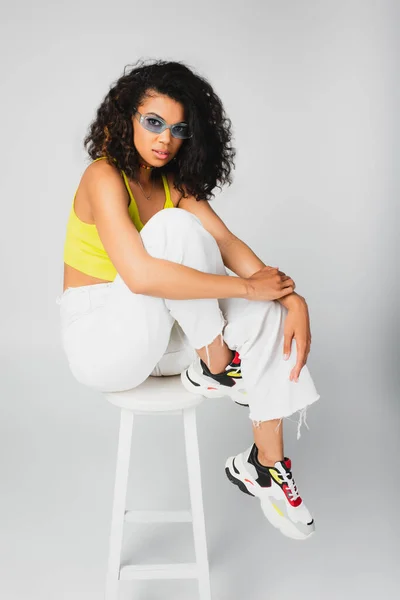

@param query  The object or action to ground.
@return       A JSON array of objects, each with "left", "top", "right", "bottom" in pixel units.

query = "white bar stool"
[{"left": 102, "top": 375, "right": 211, "bottom": 600}]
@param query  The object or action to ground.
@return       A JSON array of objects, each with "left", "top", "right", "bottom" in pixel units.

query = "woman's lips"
[{"left": 152, "top": 150, "right": 170, "bottom": 159}]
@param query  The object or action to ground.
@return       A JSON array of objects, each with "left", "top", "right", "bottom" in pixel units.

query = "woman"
[{"left": 56, "top": 59, "right": 321, "bottom": 541}]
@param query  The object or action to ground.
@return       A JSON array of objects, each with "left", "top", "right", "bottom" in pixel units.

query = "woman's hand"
[
  {"left": 246, "top": 266, "right": 296, "bottom": 301},
  {"left": 283, "top": 297, "right": 312, "bottom": 382}
]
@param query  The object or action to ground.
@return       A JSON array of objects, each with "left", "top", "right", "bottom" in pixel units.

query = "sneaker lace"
[{"left": 280, "top": 470, "right": 300, "bottom": 501}]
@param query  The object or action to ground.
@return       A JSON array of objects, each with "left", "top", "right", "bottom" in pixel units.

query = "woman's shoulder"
[
  {"left": 84, "top": 156, "right": 119, "bottom": 175},
  {"left": 74, "top": 158, "right": 129, "bottom": 223},
  {"left": 81, "top": 156, "right": 124, "bottom": 189}
]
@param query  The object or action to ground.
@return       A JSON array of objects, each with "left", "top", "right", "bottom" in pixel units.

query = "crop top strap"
[{"left": 161, "top": 173, "right": 172, "bottom": 206}]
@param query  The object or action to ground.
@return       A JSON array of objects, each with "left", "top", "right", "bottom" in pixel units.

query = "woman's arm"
[
  {"left": 178, "top": 194, "right": 304, "bottom": 308},
  {"left": 86, "top": 165, "right": 295, "bottom": 302},
  {"left": 87, "top": 161, "right": 249, "bottom": 300},
  {"left": 218, "top": 235, "right": 304, "bottom": 308}
]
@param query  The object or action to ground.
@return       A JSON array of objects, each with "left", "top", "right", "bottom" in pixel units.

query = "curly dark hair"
[{"left": 83, "top": 58, "right": 236, "bottom": 201}]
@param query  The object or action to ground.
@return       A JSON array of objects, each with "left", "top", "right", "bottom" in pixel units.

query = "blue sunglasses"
[{"left": 134, "top": 110, "right": 193, "bottom": 139}]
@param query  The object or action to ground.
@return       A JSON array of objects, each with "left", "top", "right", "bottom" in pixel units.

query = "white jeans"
[{"left": 56, "top": 209, "right": 320, "bottom": 438}]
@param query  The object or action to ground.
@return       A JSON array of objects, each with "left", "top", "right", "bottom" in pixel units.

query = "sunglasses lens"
[
  {"left": 171, "top": 124, "right": 191, "bottom": 139},
  {"left": 141, "top": 114, "right": 191, "bottom": 139},
  {"left": 143, "top": 116, "right": 164, "bottom": 133}
]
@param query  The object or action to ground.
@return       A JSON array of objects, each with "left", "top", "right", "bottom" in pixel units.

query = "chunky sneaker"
[
  {"left": 180, "top": 351, "right": 249, "bottom": 406},
  {"left": 225, "top": 444, "right": 315, "bottom": 540}
]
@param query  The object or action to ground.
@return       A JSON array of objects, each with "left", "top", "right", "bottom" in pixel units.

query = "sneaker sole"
[
  {"left": 180, "top": 370, "right": 249, "bottom": 407},
  {"left": 225, "top": 456, "right": 315, "bottom": 541}
]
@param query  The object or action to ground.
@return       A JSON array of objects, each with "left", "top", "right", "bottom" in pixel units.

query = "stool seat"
[{"left": 103, "top": 374, "right": 204, "bottom": 413}]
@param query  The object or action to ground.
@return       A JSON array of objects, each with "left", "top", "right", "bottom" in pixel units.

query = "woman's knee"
[
  {"left": 140, "top": 208, "right": 221, "bottom": 267},
  {"left": 141, "top": 208, "right": 202, "bottom": 242},
  {"left": 140, "top": 208, "right": 228, "bottom": 277}
]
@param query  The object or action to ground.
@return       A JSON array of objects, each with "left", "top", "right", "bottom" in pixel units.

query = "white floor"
[{"left": 1, "top": 343, "right": 399, "bottom": 600}]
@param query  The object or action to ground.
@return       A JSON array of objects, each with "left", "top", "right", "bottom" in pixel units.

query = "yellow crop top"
[{"left": 63, "top": 156, "right": 175, "bottom": 281}]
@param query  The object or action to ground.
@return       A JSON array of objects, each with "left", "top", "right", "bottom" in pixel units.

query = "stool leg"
[
  {"left": 183, "top": 407, "right": 212, "bottom": 600},
  {"left": 105, "top": 408, "right": 134, "bottom": 600}
]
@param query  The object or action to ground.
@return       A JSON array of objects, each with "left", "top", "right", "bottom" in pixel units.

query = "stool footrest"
[
  {"left": 119, "top": 563, "right": 198, "bottom": 580},
  {"left": 124, "top": 510, "right": 192, "bottom": 523}
]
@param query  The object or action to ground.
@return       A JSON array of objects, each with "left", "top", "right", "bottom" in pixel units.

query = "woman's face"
[{"left": 132, "top": 92, "right": 186, "bottom": 167}]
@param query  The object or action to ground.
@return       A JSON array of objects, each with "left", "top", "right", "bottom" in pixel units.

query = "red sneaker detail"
[
  {"left": 244, "top": 478, "right": 254, "bottom": 486},
  {"left": 284, "top": 458, "right": 292, "bottom": 470},
  {"left": 282, "top": 483, "right": 303, "bottom": 507},
  {"left": 207, "top": 386, "right": 218, "bottom": 390},
  {"left": 231, "top": 351, "right": 241, "bottom": 365}
]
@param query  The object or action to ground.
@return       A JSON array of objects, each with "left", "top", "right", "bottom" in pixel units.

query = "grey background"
[{"left": 1, "top": 0, "right": 399, "bottom": 598}]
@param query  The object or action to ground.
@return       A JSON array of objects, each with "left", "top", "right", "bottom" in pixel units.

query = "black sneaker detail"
[
  {"left": 186, "top": 371, "right": 200, "bottom": 387},
  {"left": 247, "top": 444, "right": 272, "bottom": 489},
  {"left": 232, "top": 457, "right": 240, "bottom": 474},
  {"left": 199, "top": 356, "right": 240, "bottom": 389}
]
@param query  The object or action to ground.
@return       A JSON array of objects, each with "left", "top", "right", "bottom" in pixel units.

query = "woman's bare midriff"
[{"left": 63, "top": 263, "right": 113, "bottom": 293}]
